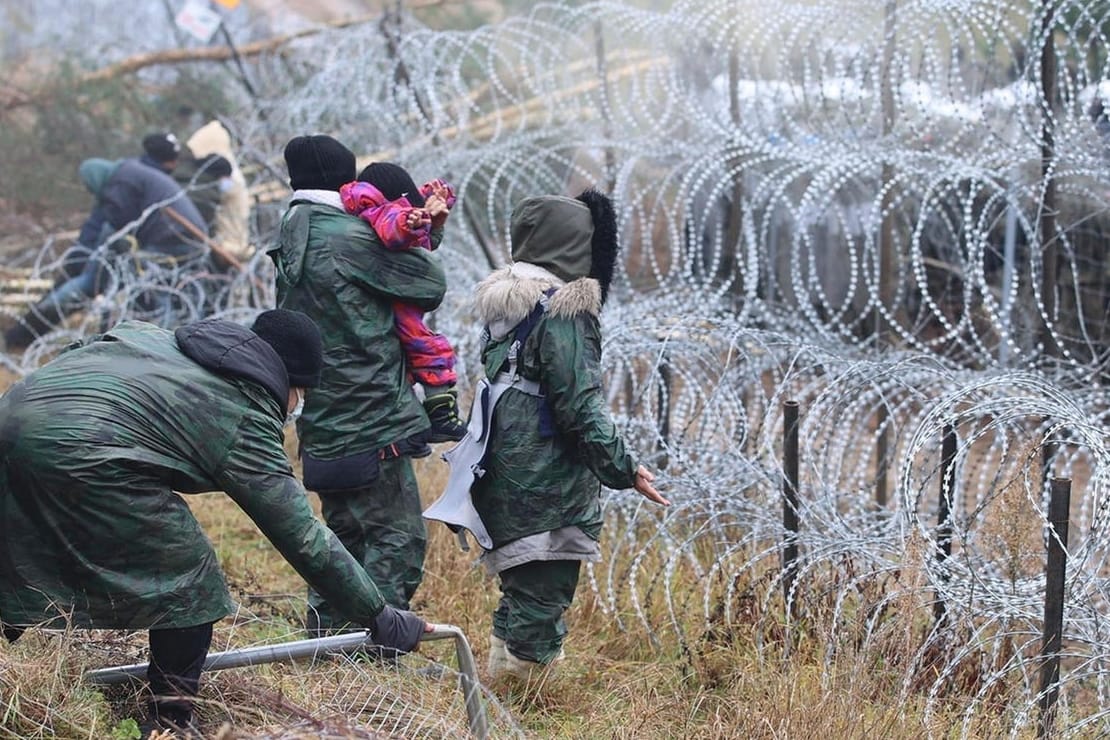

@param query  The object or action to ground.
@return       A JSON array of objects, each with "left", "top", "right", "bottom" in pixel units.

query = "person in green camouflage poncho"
[
  {"left": 0, "top": 310, "right": 427, "bottom": 734},
  {"left": 268, "top": 136, "right": 447, "bottom": 629},
  {"left": 468, "top": 190, "right": 669, "bottom": 681}
]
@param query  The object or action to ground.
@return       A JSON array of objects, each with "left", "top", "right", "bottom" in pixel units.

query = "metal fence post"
[
  {"left": 1038, "top": 477, "right": 1071, "bottom": 739},
  {"left": 85, "top": 624, "right": 490, "bottom": 739},
  {"left": 934, "top": 422, "right": 956, "bottom": 625},
  {"left": 783, "top": 400, "right": 800, "bottom": 622},
  {"left": 656, "top": 356, "right": 671, "bottom": 470}
]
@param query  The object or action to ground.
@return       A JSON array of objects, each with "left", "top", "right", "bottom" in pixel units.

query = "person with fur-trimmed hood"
[{"left": 469, "top": 189, "right": 669, "bottom": 682}]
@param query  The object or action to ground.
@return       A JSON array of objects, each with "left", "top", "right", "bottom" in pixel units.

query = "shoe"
[
  {"left": 423, "top": 391, "right": 467, "bottom": 443},
  {"left": 401, "top": 434, "right": 433, "bottom": 458},
  {"left": 4, "top": 295, "right": 71, "bottom": 351},
  {"left": 141, "top": 713, "right": 201, "bottom": 739},
  {"left": 3, "top": 322, "right": 36, "bottom": 352},
  {"left": 487, "top": 635, "right": 562, "bottom": 681}
]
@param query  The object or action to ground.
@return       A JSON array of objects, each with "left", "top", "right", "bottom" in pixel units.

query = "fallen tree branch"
[{"left": 2, "top": 0, "right": 454, "bottom": 111}]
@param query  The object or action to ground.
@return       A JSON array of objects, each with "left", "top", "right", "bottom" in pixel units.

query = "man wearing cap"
[
  {"left": 267, "top": 135, "right": 446, "bottom": 631},
  {"left": 0, "top": 309, "right": 427, "bottom": 734},
  {"left": 141, "top": 131, "right": 182, "bottom": 174}
]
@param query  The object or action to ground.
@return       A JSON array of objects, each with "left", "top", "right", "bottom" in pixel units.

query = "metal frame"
[{"left": 84, "top": 623, "right": 489, "bottom": 739}]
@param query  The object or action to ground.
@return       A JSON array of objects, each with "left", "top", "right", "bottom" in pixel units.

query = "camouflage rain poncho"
[
  {"left": 268, "top": 195, "right": 448, "bottom": 610},
  {"left": 470, "top": 267, "right": 639, "bottom": 551},
  {"left": 0, "top": 320, "right": 387, "bottom": 630}
]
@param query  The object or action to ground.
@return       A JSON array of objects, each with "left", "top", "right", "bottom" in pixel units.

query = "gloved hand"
[{"left": 371, "top": 605, "right": 426, "bottom": 654}]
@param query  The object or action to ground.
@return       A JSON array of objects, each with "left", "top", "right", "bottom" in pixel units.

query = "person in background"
[
  {"left": 340, "top": 161, "right": 466, "bottom": 443},
  {"left": 0, "top": 309, "right": 428, "bottom": 736},
  {"left": 174, "top": 151, "right": 235, "bottom": 243},
  {"left": 2, "top": 156, "right": 207, "bottom": 350},
  {"left": 141, "top": 131, "right": 182, "bottom": 174},
  {"left": 465, "top": 189, "right": 669, "bottom": 682},
  {"left": 268, "top": 135, "right": 447, "bottom": 632},
  {"left": 57, "top": 131, "right": 183, "bottom": 283},
  {"left": 177, "top": 120, "right": 253, "bottom": 264}
]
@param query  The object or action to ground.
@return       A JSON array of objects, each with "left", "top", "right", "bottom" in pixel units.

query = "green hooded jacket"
[
  {"left": 268, "top": 200, "right": 447, "bottom": 459},
  {"left": 469, "top": 264, "right": 638, "bottom": 547},
  {"left": 0, "top": 320, "right": 387, "bottom": 630}
]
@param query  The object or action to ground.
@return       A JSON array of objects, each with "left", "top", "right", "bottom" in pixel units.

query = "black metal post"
[
  {"left": 873, "top": 0, "right": 899, "bottom": 509},
  {"left": 783, "top": 400, "right": 800, "bottom": 620},
  {"left": 1043, "top": 437, "right": 1057, "bottom": 498},
  {"left": 1038, "top": 477, "right": 1071, "bottom": 739},
  {"left": 934, "top": 422, "right": 957, "bottom": 625},
  {"left": 1039, "top": 1, "right": 1059, "bottom": 358},
  {"left": 593, "top": 17, "right": 617, "bottom": 193}
]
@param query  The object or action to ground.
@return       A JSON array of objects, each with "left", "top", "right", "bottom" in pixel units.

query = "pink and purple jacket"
[{"left": 340, "top": 180, "right": 457, "bottom": 388}]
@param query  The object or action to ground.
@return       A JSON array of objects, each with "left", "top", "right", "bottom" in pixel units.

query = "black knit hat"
[
  {"left": 142, "top": 132, "right": 181, "bottom": 163},
  {"left": 284, "top": 134, "right": 356, "bottom": 192},
  {"left": 250, "top": 309, "right": 324, "bottom": 388},
  {"left": 357, "top": 161, "right": 425, "bottom": 207}
]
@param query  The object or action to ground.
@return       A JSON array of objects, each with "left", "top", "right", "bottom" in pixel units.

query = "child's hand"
[
  {"left": 423, "top": 195, "right": 450, "bottom": 229},
  {"left": 419, "top": 179, "right": 457, "bottom": 211},
  {"left": 405, "top": 208, "right": 432, "bottom": 232}
]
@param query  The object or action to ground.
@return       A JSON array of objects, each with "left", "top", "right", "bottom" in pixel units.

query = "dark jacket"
[
  {"left": 470, "top": 266, "right": 637, "bottom": 547},
  {"left": 267, "top": 197, "right": 447, "bottom": 460},
  {"left": 81, "top": 157, "right": 207, "bottom": 252},
  {"left": 0, "top": 319, "right": 388, "bottom": 630}
]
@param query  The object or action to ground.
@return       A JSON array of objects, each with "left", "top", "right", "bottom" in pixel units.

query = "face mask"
[{"left": 285, "top": 389, "right": 305, "bottom": 428}]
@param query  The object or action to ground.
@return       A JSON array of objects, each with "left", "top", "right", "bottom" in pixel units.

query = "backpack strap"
[
  {"left": 496, "top": 287, "right": 558, "bottom": 436},
  {"left": 501, "top": 287, "right": 556, "bottom": 378}
]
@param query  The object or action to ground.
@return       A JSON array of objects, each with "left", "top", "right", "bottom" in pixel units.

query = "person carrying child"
[
  {"left": 272, "top": 136, "right": 447, "bottom": 626},
  {"left": 339, "top": 162, "right": 466, "bottom": 443}
]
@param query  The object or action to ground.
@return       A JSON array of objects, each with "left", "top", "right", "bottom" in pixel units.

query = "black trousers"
[
  {"left": 3, "top": 621, "right": 213, "bottom": 726},
  {"left": 147, "top": 622, "right": 214, "bottom": 727}
]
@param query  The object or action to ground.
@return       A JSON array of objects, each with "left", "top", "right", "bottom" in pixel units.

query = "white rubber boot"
[
  {"left": 487, "top": 634, "right": 508, "bottom": 676},
  {"left": 488, "top": 635, "right": 551, "bottom": 680}
]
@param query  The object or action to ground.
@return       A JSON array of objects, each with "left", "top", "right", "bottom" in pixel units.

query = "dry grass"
[{"left": 0, "top": 435, "right": 1063, "bottom": 739}]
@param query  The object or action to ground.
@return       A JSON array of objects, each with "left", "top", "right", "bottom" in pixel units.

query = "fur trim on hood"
[{"left": 476, "top": 262, "right": 601, "bottom": 340}]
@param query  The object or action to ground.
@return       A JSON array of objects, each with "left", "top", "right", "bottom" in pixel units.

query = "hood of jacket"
[
  {"left": 510, "top": 195, "right": 594, "bottom": 284},
  {"left": 186, "top": 120, "right": 234, "bottom": 162},
  {"left": 174, "top": 318, "right": 289, "bottom": 412},
  {"left": 78, "top": 158, "right": 122, "bottom": 197},
  {"left": 475, "top": 262, "right": 601, "bottom": 341}
]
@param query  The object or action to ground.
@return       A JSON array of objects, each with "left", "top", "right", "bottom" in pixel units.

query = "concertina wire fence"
[{"left": 5, "top": 0, "right": 1110, "bottom": 735}]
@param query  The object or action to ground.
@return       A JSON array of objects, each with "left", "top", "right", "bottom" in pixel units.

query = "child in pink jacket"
[{"left": 340, "top": 162, "right": 465, "bottom": 443}]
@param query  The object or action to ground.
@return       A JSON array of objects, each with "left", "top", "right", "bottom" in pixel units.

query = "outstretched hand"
[
  {"left": 372, "top": 605, "right": 430, "bottom": 653},
  {"left": 633, "top": 464, "right": 670, "bottom": 506}
]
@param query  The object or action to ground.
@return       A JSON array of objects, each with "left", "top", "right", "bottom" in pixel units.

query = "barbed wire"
[{"left": 7, "top": 0, "right": 1110, "bottom": 735}]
